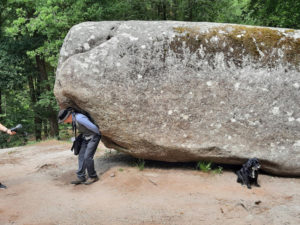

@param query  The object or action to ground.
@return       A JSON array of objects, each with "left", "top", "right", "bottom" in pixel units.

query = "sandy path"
[{"left": 0, "top": 140, "right": 299, "bottom": 225}]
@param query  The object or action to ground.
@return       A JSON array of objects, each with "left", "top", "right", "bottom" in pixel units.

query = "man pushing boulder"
[{"left": 58, "top": 108, "right": 101, "bottom": 185}]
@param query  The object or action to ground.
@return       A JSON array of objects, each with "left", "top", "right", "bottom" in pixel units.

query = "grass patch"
[
  {"left": 8, "top": 150, "right": 16, "bottom": 155},
  {"left": 196, "top": 161, "right": 212, "bottom": 172},
  {"left": 26, "top": 140, "right": 42, "bottom": 145},
  {"left": 26, "top": 137, "right": 58, "bottom": 146},
  {"left": 196, "top": 161, "right": 223, "bottom": 174},
  {"left": 135, "top": 158, "right": 145, "bottom": 171},
  {"left": 212, "top": 166, "right": 223, "bottom": 174}
]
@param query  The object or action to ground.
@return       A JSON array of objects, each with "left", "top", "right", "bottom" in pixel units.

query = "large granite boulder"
[{"left": 54, "top": 21, "right": 300, "bottom": 176}]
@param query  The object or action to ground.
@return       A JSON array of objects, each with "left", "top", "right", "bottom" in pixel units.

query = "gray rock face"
[{"left": 54, "top": 21, "right": 300, "bottom": 176}]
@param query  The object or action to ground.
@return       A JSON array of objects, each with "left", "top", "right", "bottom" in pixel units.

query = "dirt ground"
[{"left": 0, "top": 140, "right": 299, "bottom": 225}]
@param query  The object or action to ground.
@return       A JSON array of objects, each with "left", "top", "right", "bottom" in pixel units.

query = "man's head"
[{"left": 58, "top": 108, "right": 72, "bottom": 124}]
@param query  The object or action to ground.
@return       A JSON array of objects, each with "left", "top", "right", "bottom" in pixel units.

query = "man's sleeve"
[{"left": 75, "top": 114, "right": 100, "bottom": 135}]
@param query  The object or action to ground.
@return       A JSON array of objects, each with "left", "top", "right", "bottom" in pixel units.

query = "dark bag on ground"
[{"left": 71, "top": 133, "right": 83, "bottom": 155}]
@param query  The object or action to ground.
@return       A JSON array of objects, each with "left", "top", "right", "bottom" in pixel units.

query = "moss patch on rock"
[{"left": 171, "top": 25, "right": 300, "bottom": 70}]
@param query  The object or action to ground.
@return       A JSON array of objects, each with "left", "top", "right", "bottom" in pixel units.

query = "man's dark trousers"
[{"left": 77, "top": 134, "right": 101, "bottom": 180}]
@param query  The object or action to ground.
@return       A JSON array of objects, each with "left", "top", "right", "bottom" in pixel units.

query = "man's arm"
[
  {"left": 0, "top": 123, "right": 15, "bottom": 135},
  {"left": 75, "top": 114, "right": 100, "bottom": 135}
]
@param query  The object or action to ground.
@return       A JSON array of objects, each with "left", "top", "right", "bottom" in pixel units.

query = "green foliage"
[
  {"left": 212, "top": 166, "right": 223, "bottom": 174},
  {"left": 0, "top": 37, "right": 28, "bottom": 90},
  {"left": 99, "top": 0, "right": 244, "bottom": 22},
  {"left": 196, "top": 161, "right": 223, "bottom": 174},
  {"left": 0, "top": 0, "right": 105, "bottom": 145},
  {"left": 0, "top": 133, "right": 27, "bottom": 148},
  {"left": 5, "top": 0, "right": 103, "bottom": 68},
  {"left": 196, "top": 161, "right": 212, "bottom": 172},
  {"left": 0, "top": 76, "right": 34, "bottom": 148},
  {"left": 244, "top": 0, "right": 300, "bottom": 29},
  {"left": 94, "top": 0, "right": 300, "bottom": 28},
  {"left": 57, "top": 124, "right": 72, "bottom": 141},
  {"left": 0, "top": 91, "right": 30, "bottom": 148}
]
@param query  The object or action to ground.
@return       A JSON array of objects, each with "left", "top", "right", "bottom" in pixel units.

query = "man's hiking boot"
[
  {"left": 70, "top": 178, "right": 86, "bottom": 185},
  {"left": 0, "top": 183, "right": 7, "bottom": 189},
  {"left": 84, "top": 177, "right": 99, "bottom": 185}
]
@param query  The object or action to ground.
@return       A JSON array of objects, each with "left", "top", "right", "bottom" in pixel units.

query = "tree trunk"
[
  {"left": 188, "top": 0, "right": 194, "bottom": 21},
  {"left": 34, "top": 117, "right": 42, "bottom": 141},
  {"left": 28, "top": 74, "right": 42, "bottom": 141},
  {"left": 43, "top": 120, "right": 49, "bottom": 138},
  {"left": 35, "top": 55, "right": 59, "bottom": 138},
  {"left": 170, "top": 0, "right": 178, "bottom": 20},
  {"left": 0, "top": 90, "right": 2, "bottom": 114},
  {"left": 162, "top": 0, "right": 167, "bottom": 20},
  {"left": 49, "top": 112, "right": 59, "bottom": 137}
]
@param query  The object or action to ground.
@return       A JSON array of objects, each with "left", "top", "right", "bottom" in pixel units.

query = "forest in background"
[{"left": 0, "top": 0, "right": 299, "bottom": 147}]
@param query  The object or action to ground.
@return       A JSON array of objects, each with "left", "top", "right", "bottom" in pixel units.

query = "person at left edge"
[
  {"left": 58, "top": 108, "right": 101, "bottom": 185},
  {"left": 0, "top": 122, "right": 16, "bottom": 189}
]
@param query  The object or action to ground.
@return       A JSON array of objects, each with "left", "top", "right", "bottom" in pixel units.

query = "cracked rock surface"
[{"left": 54, "top": 21, "right": 300, "bottom": 176}]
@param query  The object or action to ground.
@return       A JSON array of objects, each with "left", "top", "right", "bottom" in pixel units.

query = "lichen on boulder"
[{"left": 172, "top": 25, "right": 300, "bottom": 69}]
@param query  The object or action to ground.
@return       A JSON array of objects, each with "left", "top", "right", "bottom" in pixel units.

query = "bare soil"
[{"left": 0, "top": 140, "right": 299, "bottom": 225}]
